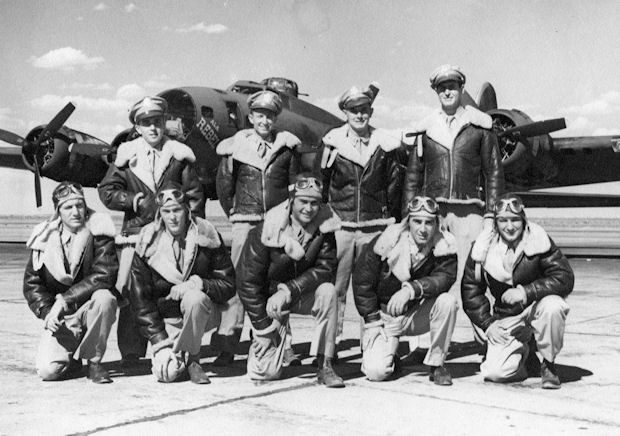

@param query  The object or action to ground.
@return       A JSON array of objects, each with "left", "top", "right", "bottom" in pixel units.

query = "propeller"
[
  {"left": 0, "top": 102, "right": 75, "bottom": 207},
  {"left": 498, "top": 118, "right": 566, "bottom": 139}
]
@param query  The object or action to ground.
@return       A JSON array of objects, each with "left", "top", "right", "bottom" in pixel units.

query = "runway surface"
[{"left": 1, "top": 243, "right": 619, "bottom": 435}]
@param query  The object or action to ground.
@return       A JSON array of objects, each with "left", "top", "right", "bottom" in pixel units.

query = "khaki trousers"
[
  {"left": 334, "top": 227, "right": 383, "bottom": 343},
  {"left": 361, "top": 293, "right": 458, "bottom": 381},
  {"left": 36, "top": 289, "right": 117, "bottom": 380},
  {"left": 481, "top": 295, "right": 570, "bottom": 382},
  {"left": 247, "top": 282, "right": 338, "bottom": 381},
  {"left": 152, "top": 288, "right": 219, "bottom": 382}
]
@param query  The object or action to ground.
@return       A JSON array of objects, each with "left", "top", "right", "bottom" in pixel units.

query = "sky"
[{"left": 1, "top": 0, "right": 620, "bottom": 215}]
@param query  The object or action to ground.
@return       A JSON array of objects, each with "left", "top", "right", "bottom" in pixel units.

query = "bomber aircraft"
[{"left": 1, "top": 77, "right": 619, "bottom": 207}]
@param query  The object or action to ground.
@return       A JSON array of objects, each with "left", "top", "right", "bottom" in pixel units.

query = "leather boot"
[
  {"left": 88, "top": 362, "right": 112, "bottom": 384},
  {"left": 429, "top": 365, "right": 452, "bottom": 386},
  {"left": 187, "top": 355, "right": 211, "bottom": 384},
  {"left": 316, "top": 354, "right": 345, "bottom": 388},
  {"left": 541, "top": 359, "right": 561, "bottom": 389}
]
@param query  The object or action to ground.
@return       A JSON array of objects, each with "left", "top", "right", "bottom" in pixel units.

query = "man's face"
[
  {"left": 160, "top": 203, "right": 189, "bottom": 237},
  {"left": 496, "top": 215, "right": 525, "bottom": 246},
  {"left": 59, "top": 199, "right": 87, "bottom": 233},
  {"left": 409, "top": 216, "right": 437, "bottom": 247},
  {"left": 136, "top": 115, "right": 165, "bottom": 147},
  {"left": 249, "top": 109, "right": 277, "bottom": 140},
  {"left": 344, "top": 103, "right": 372, "bottom": 135},
  {"left": 291, "top": 197, "right": 320, "bottom": 226},
  {"left": 435, "top": 80, "right": 463, "bottom": 113}
]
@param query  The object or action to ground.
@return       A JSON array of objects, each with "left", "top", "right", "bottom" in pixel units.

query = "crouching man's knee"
[
  {"left": 37, "top": 361, "right": 69, "bottom": 381},
  {"left": 314, "top": 283, "right": 337, "bottom": 307},
  {"left": 481, "top": 353, "right": 525, "bottom": 383},
  {"left": 247, "top": 341, "right": 283, "bottom": 382},
  {"left": 361, "top": 343, "right": 395, "bottom": 382}
]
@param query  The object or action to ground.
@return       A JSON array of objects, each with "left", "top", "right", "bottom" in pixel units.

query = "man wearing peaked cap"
[
  {"left": 403, "top": 65, "right": 504, "bottom": 325},
  {"left": 24, "top": 182, "right": 119, "bottom": 383},
  {"left": 314, "top": 83, "right": 407, "bottom": 349},
  {"left": 214, "top": 89, "right": 301, "bottom": 366},
  {"left": 98, "top": 96, "right": 205, "bottom": 368},
  {"left": 352, "top": 196, "right": 458, "bottom": 385}
]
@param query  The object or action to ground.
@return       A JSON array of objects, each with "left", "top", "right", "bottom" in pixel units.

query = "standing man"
[
  {"left": 236, "top": 174, "right": 344, "bottom": 387},
  {"left": 353, "top": 196, "right": 458, "bottom": 384},
  {"left": 129, "top": 182, "right": 235, "bottom": 384},
  {"left": 404, "top": 65, "right": 504, "bottom": 286},
  {"left": 315, "top": 84, "right": 406, "bottom": 347},
  {"left": 24, "top": 182, "right": 119, "bottom": 383},
  {"left": 461, "top": 194, "right": 573, "bottom": 389},
  {"left": 98, "top": 96, "right": 205, "bottom": 366},
  {"left": 215, "top": 90, "right": 301, "bottom": 365}
]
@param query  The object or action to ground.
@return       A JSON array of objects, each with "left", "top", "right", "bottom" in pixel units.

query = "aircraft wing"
[{"left": 0, "top": 145, "right": 26, "bottom": 170}]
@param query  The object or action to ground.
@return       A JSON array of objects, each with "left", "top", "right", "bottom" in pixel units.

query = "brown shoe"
[
  {"left": 316, "top": 355, "right": 345, "bottom": 388},
  {"left": 283, "top": 347, "right": 301, "bottom": 367},
  {"left": 187, "top": 361, "right": 211, "bottom": 384},
  {"left": 213, "top": 351, "right": 234, "bottom": 367},
  {"left": 541, "top": 359, "right": 561, "bottom": 389},
  {"left": 88, "top": 362, "right": 112, "bottom": 384},
  {"left": 429, "top": 365, "right": 453, "bottom": 386}
]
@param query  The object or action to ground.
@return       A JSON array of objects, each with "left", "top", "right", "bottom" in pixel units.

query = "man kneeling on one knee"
[
  {"left": 24, "top": 182, "right": 119, "bottom": 383},
  {"left": 129, "top": 182, "right": 235, "bottom": 384},
  {"left": 236, "top": 174, "right": 345, "bottom": 387},
  {"left": 461, "top": 193, "right": 574, "bottom": 389},
  {"left": 353, "top": 196, "right": 458, "bottom": 385}
]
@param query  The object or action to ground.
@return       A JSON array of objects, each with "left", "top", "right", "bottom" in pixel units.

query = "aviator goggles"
[
  {"left": 156, "top": 188, "right": 186, "bottom": 207},
  {"left": 494, "top": 197, "right": 525, "bottom": 215},
  {"left": 408, "top": 196, "right": 439, "bottom": 215},
  {"left": 53, "top": 183, "right": 84, "bottom": 200},
  {"left": 289, "top": 177, "right": 323, "bottom": 192}
]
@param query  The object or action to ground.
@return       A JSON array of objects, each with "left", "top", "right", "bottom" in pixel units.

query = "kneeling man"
[
  {"left": 129, "top": 182, "right": 235, "bottom": 384},
  {"left": 353, "top": 196, "right": 458, "bottom": 385},
  {"left": 24, "top": 182, "right": 119, "bottom": 383},
  {"left": 461, "top": 194, "right": 574, "bottom": 389},
  {"left": 236, "top": 174, "right": 344, "bottom": 387}
]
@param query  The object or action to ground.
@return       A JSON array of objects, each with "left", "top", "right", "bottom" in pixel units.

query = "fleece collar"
[
  {"left": 216, "top": 129, "right": 300, "bottom": 171},
  {"left": 410, "top": 105, "right": 492, "bottom": 152},
  {"left": 372, "top": 220, "right": 457, "bottom": 282},
  {"left": 26, "top": 212, "right": 116, "bottom": 284},
  {"left": 260, "top": 200, "right": 341, "bottom": 261},
  {"left": 470, "top": 220, "right": 551, "bottom": 264},
  {"left": 320, "top": 124, "right": 402, "bottom": 169},
  {"left": 135, "top": 217, "right": 220, "bottom": 284},
  {"left": 115, "top": 137, "right": 196, "bottom": 193}
]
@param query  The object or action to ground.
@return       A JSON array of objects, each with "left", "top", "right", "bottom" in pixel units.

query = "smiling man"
[
  {"left": 352, "top": 196, "right": 458, "bottom": 384},
  {"left": 236, "top": 174, "right": 344, "bottom": 387},
  {"left": 461, "top": 194, "right": 574, "bottom": 389},
  {"left": 24, "top": 182, "right": 119, "bottom": 383}
]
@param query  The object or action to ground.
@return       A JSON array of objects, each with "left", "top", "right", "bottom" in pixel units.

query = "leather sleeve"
[
  {"left": 351, "top": 235, "right": 383, "bottom": 323},
  {"left": 313, "top": 141, "right": 332, "bottom": 204},
  {"left": 481, "top": 129, "right": 505, "bottom": 214},
  {"left": 236, "top": 225, "right": 272, "bottom": 331},
  {"left": 386, "top": 146, "right": 408, "bottom": 222},
  {"left": 23, "top": 254, "right": 54, "bottom": 320},
  {"left": 62, "top": 235, "right": 119, "bottom": 313},
  {"left": 522, "top": 240, "right": 574, "bottom": 305},
  {"left": 407, "top": 254, "right": 457, "bottom": 299},
  {"left": 288, "top": 149, "right": 301, "bottom": 184},
  {"left": 402, "top": 145, "right": 424, "bottom": 218},
  {"left": 201, "top": 234, "right": 236, "bottom": 304},
  {"left": 216, "top": 156, "right": 235, "bottom": 218},
  {"left": 285, "top": 233, "right": 337, "bottom": 305},
  {"left": 461, "top": 246, "right": 496, "bottom": 331},
  {"left": 183, "top": 163, "right": 206, "bottom": 218},
  {"left": 128, "top": 253, "right": 168, "bottom": 345},
  {"left": 97, "top": 164, "right": 138, "bottom": 212}
]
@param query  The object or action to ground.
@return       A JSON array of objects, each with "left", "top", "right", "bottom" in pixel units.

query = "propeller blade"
[
  {"left": 33, "top": 154, "right": 42, "bottom": 208},
  {"left": 476, "top": 82, "right": 498, "bottom": 112},
  {"left": 69, "top": 142, "right": 111, "bottom": 156},
  {"left": 461, "top": 90, "right": 478, "bottom": 109},
  {"left": 0, "top": 129, "right": 26, "bottom": 146},
  {"left": 34, "top": 102, "right": 76, "bottom": 146},
  {"left": 498, "top": 118, "right": 566, "bottom": 139}
]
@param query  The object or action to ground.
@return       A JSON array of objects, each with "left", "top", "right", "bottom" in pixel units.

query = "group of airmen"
[{"left": 23, "top": 65, "right": 574, "bottom": 390}]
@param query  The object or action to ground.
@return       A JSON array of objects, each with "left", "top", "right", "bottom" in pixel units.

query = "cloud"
[
  {"left": 60, "top": 82, "right": 113, "bottom": 91},
  {"left": 31, "top": 94, "right": 129, "bottom": 113},
  {"left": 94, "top": 3, "right": 107, "bottom": 11},
  {"left": 143, "top": 75, "right": 174, "bottom": 89},
  {"left": 29, "top": 47, "right": 104, "bottom": 72},
  {"left": 561, "top": 91, "right": 620, "bottom": 116},
  {"left": 125, "top": 3, "right": 137, "bottom": 12},
  {"left": 115, "top": 84, "right": 146, "bottom": 101},
  {"left": 174, "top": 22, "right": 229, "bottom": 34},
  {"left": 0, "top": 107, "right": 26, "bottom": 131}
]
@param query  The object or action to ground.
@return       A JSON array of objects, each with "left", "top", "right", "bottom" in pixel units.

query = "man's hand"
[
  {"left": 386, "top": 288, "right": 412, "bottom": 317},
  {"left": 266, "top": 287, "right": 291, "bottom": 320},
  {"left": 44, "top": 298, "right": 66, "bottom": 333},
  {"left": 485, "top": 321, "right": 510, "bottom": 345},
  {"left": 501, "top": 287, "right": 527, "bottom": 306},
  {"left": 362, "top": 324, "right": 388, "bottom": 350},
  {"left": 252, "top": 330, "right": 280, "bottom": 360},
  {"left": 152, "top": 347, "right": 180, "bottom": 381},
  {"left": 166, "top": 277, "right": 202, "bottom": 301}
]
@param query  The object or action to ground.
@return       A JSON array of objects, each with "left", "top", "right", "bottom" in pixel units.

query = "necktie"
[
  {"left": 447, "top": 116, "right": 457, "bottom": 135},
  {"left": 149, "top": 149, "right": 158, "bottom": 186},
  {"left": 173, "top": 238, "right": 184, "bottom": 272},
  {"left": 257, "top": 141, "right": 270, "bottom": 158},
  {"left": 297, "top": 228, "right": 305, "bottom": 246},
  {"left": 503, "top": 247, "right": 515, "bottom": 272}
]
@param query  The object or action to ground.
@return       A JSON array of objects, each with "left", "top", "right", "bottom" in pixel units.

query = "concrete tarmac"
[{"left": 1, "top": 243, "right": 619, "bottom": 435}]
